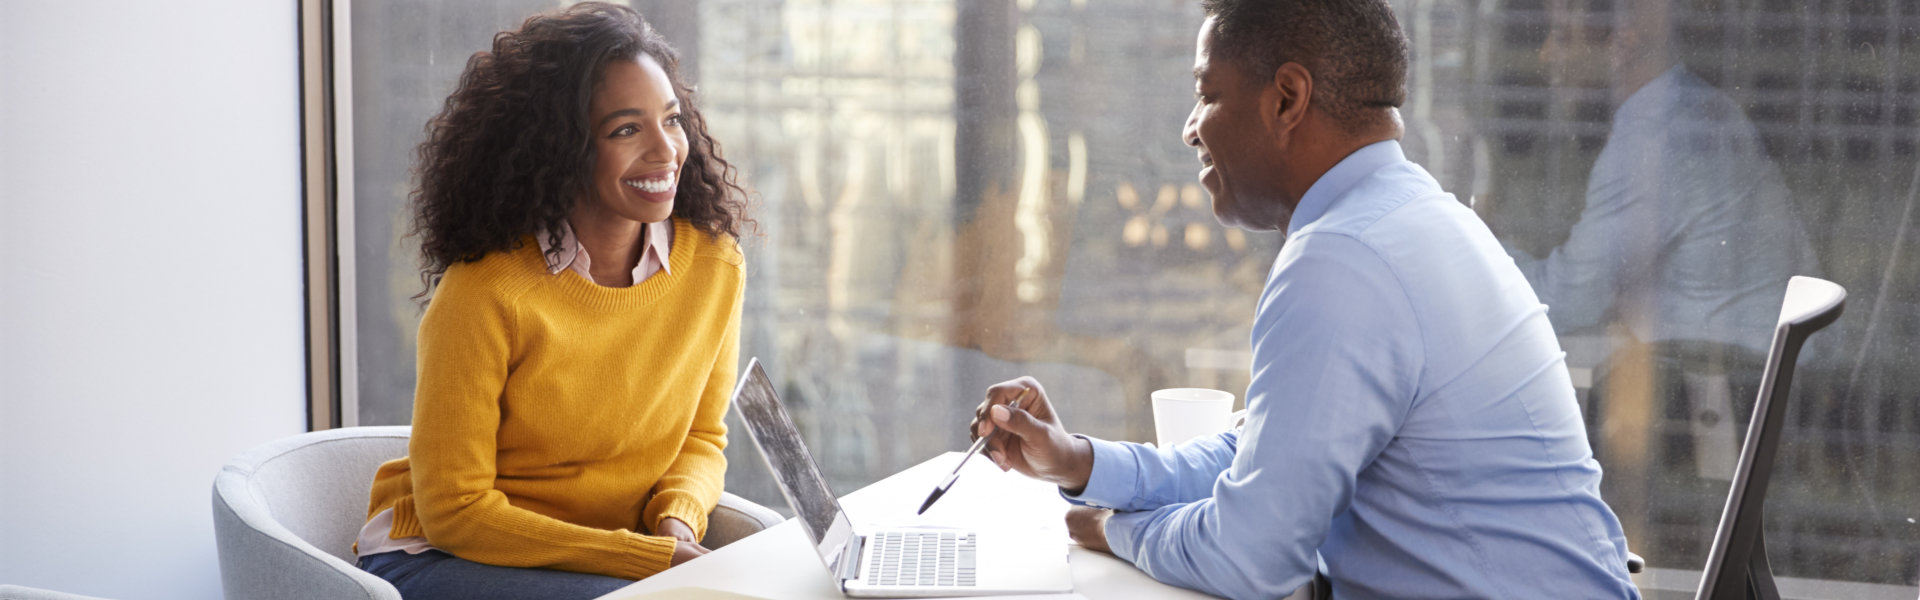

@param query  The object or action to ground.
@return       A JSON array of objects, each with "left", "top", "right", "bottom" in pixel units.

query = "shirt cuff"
[
  {"left": 1058, "top": 435, "right": 1140, "bottom": 509},
  {"left": 1103, "top": 509, "right": 1151, "bottom": 565}
]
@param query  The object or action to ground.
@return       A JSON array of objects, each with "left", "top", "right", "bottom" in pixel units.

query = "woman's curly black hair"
[{"left": 410, "top": 1, "right": 751, "bottom": 298}]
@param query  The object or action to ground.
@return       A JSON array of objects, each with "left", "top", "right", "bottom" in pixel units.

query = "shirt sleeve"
[
  {"left": 1063, "top": 433, "right": 1239, "bottom": 511},
  {"left": 1098, "top": 234, "right": 1422, "bottom": 599},
  {"left": 1509, "top": 127, "right": 1671, "bottom": 333},
  {"left": 408, "top": 270, "right": 678, "bottom": 579},
  {"left": 642, "top": 278, "right": 743, "bottom": 539}
]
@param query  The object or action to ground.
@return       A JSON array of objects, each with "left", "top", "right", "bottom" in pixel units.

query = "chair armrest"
[
  {"left": 1627, "top": 551, "right": 1645, "bottom": 574},
  {"left": 0, "top": 585, "right": 116, "bottom": 600},
  {"left": 212, "top": 469, "right": 402, "bottom": 600},
  {"left": 704, "top": 492, "right": 787, "bottom": 549}
]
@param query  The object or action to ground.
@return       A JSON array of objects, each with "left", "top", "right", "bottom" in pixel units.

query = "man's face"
[
  {"left": 1539, "top": 0, "right": 1612, "bottom": 91},
  {"left": 1183, "top": 16, "right": 1292, "bottom": 231}
]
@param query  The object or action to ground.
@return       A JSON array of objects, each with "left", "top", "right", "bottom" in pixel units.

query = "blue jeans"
[{"left": 359, "top": 550, "right": 635, "bottom": 600}]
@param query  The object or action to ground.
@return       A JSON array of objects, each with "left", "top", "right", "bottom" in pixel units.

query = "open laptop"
[{"left": 729, "top": 357, "right": 1075, "bottom": 598}]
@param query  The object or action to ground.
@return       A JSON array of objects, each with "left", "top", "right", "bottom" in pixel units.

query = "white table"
[{"left": 600, "top": 452, "right": 1225, "bottom": 599}]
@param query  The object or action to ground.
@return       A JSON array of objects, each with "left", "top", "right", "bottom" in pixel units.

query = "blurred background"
[{"left": 341, "top": 0, "right": 1920, "bottom": 591}]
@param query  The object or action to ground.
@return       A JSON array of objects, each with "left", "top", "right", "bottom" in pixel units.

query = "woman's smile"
[{"left": 624, "top": 169, "right": 677, "bottom": 203}]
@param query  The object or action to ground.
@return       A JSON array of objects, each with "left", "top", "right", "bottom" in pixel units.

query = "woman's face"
[{"left": 585, "top": 54, "right": 688, "bottom": 226}]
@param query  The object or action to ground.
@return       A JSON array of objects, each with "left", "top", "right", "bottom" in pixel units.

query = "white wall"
[{"left": 0, "top": 2, "right": 307, "bottom": 598}]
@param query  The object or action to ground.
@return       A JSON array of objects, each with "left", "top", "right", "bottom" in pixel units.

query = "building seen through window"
[{"left": 344, "top": 0, "right": 1920, "bottom": 588}]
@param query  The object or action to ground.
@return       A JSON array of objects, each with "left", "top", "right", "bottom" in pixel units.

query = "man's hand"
[
  {"left": 1066, "top": 506, "right": 1113, "bottom": 555},
  {"left": 970, "top": 377, "right": 1096, "bottom": 493},
  {"left": 657, "top": 517, "right": 699, "bottom": 544},
  {"left": 670, "top": 540, "right": 711, "bottom": 566}
]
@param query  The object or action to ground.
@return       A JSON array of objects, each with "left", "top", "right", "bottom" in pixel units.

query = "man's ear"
[{"left": 1265, "top": 62, "right": 1314, "bottom": 144}]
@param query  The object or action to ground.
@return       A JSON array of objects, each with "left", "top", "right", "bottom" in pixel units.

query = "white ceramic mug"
[{"left": 1151, "top": 388, "right": 1246, "bottom": 448}]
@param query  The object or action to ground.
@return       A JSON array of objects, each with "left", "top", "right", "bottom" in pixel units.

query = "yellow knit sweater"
[{"left": 363, "top": 218, "right": 743, "bottom": 580}]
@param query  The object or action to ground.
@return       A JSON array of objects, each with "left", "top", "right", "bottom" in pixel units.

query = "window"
[
  {"left": 1462, "top": 0, "right": 1920, "bottom": 587},
  {"left": 324, "top": 0, "right": 1920, "bottom": 590}
]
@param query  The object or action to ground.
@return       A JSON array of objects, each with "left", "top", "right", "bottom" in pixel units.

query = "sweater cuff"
[
  {"left": 616, "top": 532, "right": 680, "bottom": 579},
  {"left": 645, "top": 492, "right": 712, "bottom": 541}
]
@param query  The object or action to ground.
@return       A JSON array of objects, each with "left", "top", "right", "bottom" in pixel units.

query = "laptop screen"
[{"left": 730, "top": 358, "right": 857, "bottom": 568}]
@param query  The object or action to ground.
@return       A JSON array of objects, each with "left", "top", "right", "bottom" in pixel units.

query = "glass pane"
[
  {"left": 698, "top": 0, "right": 1283, "bottom": 520},
  {"left": 348, "top": 0, "right": 559, "bottom": 426},
  {"left": 1454, "top": 0, "right": 1920, "bottom": 586},
  {"left": 345, "top": 0, "right": 1920, "bottom": 587}
]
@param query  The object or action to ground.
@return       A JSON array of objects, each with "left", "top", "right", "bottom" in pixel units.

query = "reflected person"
[
  {"left": 353, "top": 4, "right": 753, "bottom": 600},
  {"left": 1505, "top": 0, "right": 1820, "bottom": 358},
  {"left": 966, "top": 1, "right": 1638, "bottom": 599}
]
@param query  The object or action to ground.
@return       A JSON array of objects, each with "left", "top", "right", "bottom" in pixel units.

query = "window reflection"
[
  {"left": 347, "top": 0, "right": 1920, "bottom": 587},
  {"left": 1499, "top": 1, "right": 1827, "bottom": 576},
  {"left": 1472, "top": 0, "right": 1919, "bottom": 585}
]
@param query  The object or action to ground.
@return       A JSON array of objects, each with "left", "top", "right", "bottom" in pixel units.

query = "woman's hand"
[
  {"left": 660, "top": 517, "right": 710, "bottom": 565},
  {"left": 657, "top": 517, "right": 699, "bottom": 544},
  {"left": 671, "top": 540, "right": 711, "bottom": 566}
]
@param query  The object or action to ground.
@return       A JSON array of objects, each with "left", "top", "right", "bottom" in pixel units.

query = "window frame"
[{"left": 299, "top": 0, "right": 360, "bottom": 431}]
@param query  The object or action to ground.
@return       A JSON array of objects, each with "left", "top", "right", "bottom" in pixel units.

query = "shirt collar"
[
  {"left": 647, "top": 219, "right": 674, "bottom": 276},
  {"left": 1286, "top": 139, "right": 1406, "bottom": 236},
  {"left": 537, "top": 219, "right": 674, "bottom": 277}
]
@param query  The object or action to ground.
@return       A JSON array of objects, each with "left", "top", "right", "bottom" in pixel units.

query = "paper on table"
[
  {"left": 936, "top": 595, "right": 1088, "bottom": 600},
  {"left": 601, "top": 586, "right": 772, "bottom": 599},
  {"left": 605, "top": 585, "right": 1087, "bottom": 600},
  {"left": 852, "top": 457, "right": 1069, "bottom": 529}
]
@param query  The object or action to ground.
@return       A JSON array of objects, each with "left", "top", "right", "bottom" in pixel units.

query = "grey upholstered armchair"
[{"left": 211, "top": 426, "right": 784, "bottom": 600}]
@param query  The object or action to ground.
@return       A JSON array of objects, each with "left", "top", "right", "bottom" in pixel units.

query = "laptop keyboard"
[{"left": 866, "top": 531, "right": 977, "bottom": 587}]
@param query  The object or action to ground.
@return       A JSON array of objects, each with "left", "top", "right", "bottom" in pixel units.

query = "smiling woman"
[
  {"left": 575, "top": 55, "right": 691, "bottom": 287},
  {"left": 351, "top": 3, "right": 756, "bottom": 599},
  {"left": 409, "top": 3, "right": 749, "bottom": 296}
]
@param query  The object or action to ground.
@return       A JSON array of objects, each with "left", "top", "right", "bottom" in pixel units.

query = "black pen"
[{"left": 917, "top": 387, "right": 1032, "bottom": 515}]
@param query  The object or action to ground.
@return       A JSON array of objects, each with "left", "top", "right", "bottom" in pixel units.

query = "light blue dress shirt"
[{"left": 1068, "top": 141, "right": 1639, "bottom": 599}]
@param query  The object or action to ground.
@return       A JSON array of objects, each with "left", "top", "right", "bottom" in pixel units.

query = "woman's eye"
[
  {"left": 664, "top": 114, "right": 684, "bottom": 127},
  {"left": 611, "top": 125, "right": 637, "bottom": 137}
]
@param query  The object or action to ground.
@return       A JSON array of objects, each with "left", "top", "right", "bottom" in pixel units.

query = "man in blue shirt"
[
  {"left": 1511, "top": 0, "right": 1820, "bottom": 359},
  {"left": 968, "top": 1, "right": 1640, "bottom": 598}
]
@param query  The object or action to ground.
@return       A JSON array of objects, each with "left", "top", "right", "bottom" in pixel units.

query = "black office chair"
[
  {"left": 1586, "top": 338, "right": 1766, "bottom": 576},
  {"left": 1694, "top": 276, "right": 1845, "bottom": 600}
]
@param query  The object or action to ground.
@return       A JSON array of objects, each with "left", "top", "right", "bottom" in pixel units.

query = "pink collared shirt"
[
  {"left": 354, "top": 217, "right": 676, "bottom": 559},
  {"left": 538, "top": 218, "right": 675, "bottom": 285}
]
